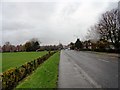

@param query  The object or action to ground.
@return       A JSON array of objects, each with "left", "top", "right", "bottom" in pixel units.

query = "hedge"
[{"left": 1, "top": 51, "right": 56, "bottom": 90}]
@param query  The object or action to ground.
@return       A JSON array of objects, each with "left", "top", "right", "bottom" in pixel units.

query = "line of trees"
[
  {"left": 1, "top": 38, "right": 63, "bottom": 52},
  {"left": 86, "top": 8, "right": 120, "bottom": 53},
  {"left": 1, "top": 38, "right": 40, "bottom": 52},
  {"left": 69, "top": 38, "right": 118, "bottom": 53},
  {"left": 68, "top": 8, "right": 119, "bottom": 53}
]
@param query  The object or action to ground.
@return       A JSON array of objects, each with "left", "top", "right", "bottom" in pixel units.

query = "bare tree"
[
  {"left": 97, "top": 9, "right": 120, "bottom": 50},
  {"left": 87, "top": 9, "right": 120, "bottom": 51},
  {"left": 5, "top": 42, "right": 11, "bottom": 46},
  {"left": 86, "top": 25, "right": 100, "bottom": 41}
]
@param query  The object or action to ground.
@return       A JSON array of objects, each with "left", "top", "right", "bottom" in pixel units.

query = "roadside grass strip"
[{"left": 16, "top": 52, "right": 60, "bottom": 88}]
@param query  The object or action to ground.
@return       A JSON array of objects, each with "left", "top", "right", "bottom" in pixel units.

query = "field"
[
  {"left": 2, "top": 51, "right": 48, "bottom": 72},
  {"left": 16, "top": 52, "right": 60, "bottom": 88}
]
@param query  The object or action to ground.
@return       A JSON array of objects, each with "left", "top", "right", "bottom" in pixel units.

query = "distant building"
[{"left": 83, "top": 40, "right": 92, "bottom": 50}]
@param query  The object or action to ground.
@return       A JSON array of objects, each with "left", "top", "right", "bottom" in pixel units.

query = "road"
[{"left": 58, "top": 50, "right": 118, "bottom": 88}]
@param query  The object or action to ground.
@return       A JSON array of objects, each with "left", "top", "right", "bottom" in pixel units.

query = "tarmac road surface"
[{"left": 58, "top": 50, "right": 118, "bottom": 88}]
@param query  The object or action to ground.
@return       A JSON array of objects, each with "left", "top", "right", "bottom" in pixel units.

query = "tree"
[
  {"left": 97, "top": 9, "right": 120, "bottom": 51},
  {"left": 69, "top": 42, "right": 75, "bottom": 50},
  {"left": 86, "top": 25, "right": 100, "bottom": 41},
  {"left": 87, "top": 9, "right": 120, "bottom": 52},
  {"left": 23, "top": 38, "right": 40, "bottom": 51},
  {"left": 96, "top": 39, "right": 109, "bottom": 51},
  {"left": 58, "top": 43, "right": 63, "bottom": 50},
  {"left": 2, "top": 42, "right": 11, "bottom": 52},
  {"left": 24, "top": 42, "right": 32, "bottom": 51},
  {"left": 31, "top": 41, "right": 40, "bottom": 51},
  {"left": 75, "top": 39, "right": 83, "bottom": 50},
  {"left": 5, "top": 42, "right": 11, "bottom": 46}
]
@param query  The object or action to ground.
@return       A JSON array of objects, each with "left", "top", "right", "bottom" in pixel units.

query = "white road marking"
[
  {"left": 74, "top": 64, "right": 102, "bottom": 88},
  {"left": 98, "top": 59, "right": 109, "bottom": 63}
]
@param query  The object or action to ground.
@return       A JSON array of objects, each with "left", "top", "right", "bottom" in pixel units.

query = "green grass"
[
  {"left": 2, "top": 51, "right": 48, "bottom": 72},
  {"left": 16, "top": 52, "right": 60, "bottom": 88}
]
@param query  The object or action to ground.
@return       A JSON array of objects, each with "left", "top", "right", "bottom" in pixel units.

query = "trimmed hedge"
[{"left": 1, "top": 51, "right": 56, "bottom": 90}]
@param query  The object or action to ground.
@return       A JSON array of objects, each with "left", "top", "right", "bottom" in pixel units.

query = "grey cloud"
[
  {"left": 1, "top": 1, "right": 118, "bottom": 45},
  {"left": 2, "top": 21, "right": 34, "bottom": 31}
]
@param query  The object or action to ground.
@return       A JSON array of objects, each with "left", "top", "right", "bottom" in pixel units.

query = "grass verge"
[{"left": 16, "top": 52, "right": 60, "bottom": 88}]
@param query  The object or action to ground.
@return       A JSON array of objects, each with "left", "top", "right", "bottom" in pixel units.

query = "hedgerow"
[{"left": 1, "top": 51, "right": 56, "bottom": 90}]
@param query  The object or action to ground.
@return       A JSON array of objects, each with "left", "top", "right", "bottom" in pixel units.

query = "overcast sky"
[{"left": 0, "top": 0, "right": 119, "bottom": 45}]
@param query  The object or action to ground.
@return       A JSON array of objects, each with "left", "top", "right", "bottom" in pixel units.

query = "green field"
[
  {"left": 16, "top": 52, "right": 60, "bottom": 88},
  {"left": 2, "top": 51, "right": 48, "bottom": 72}
]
